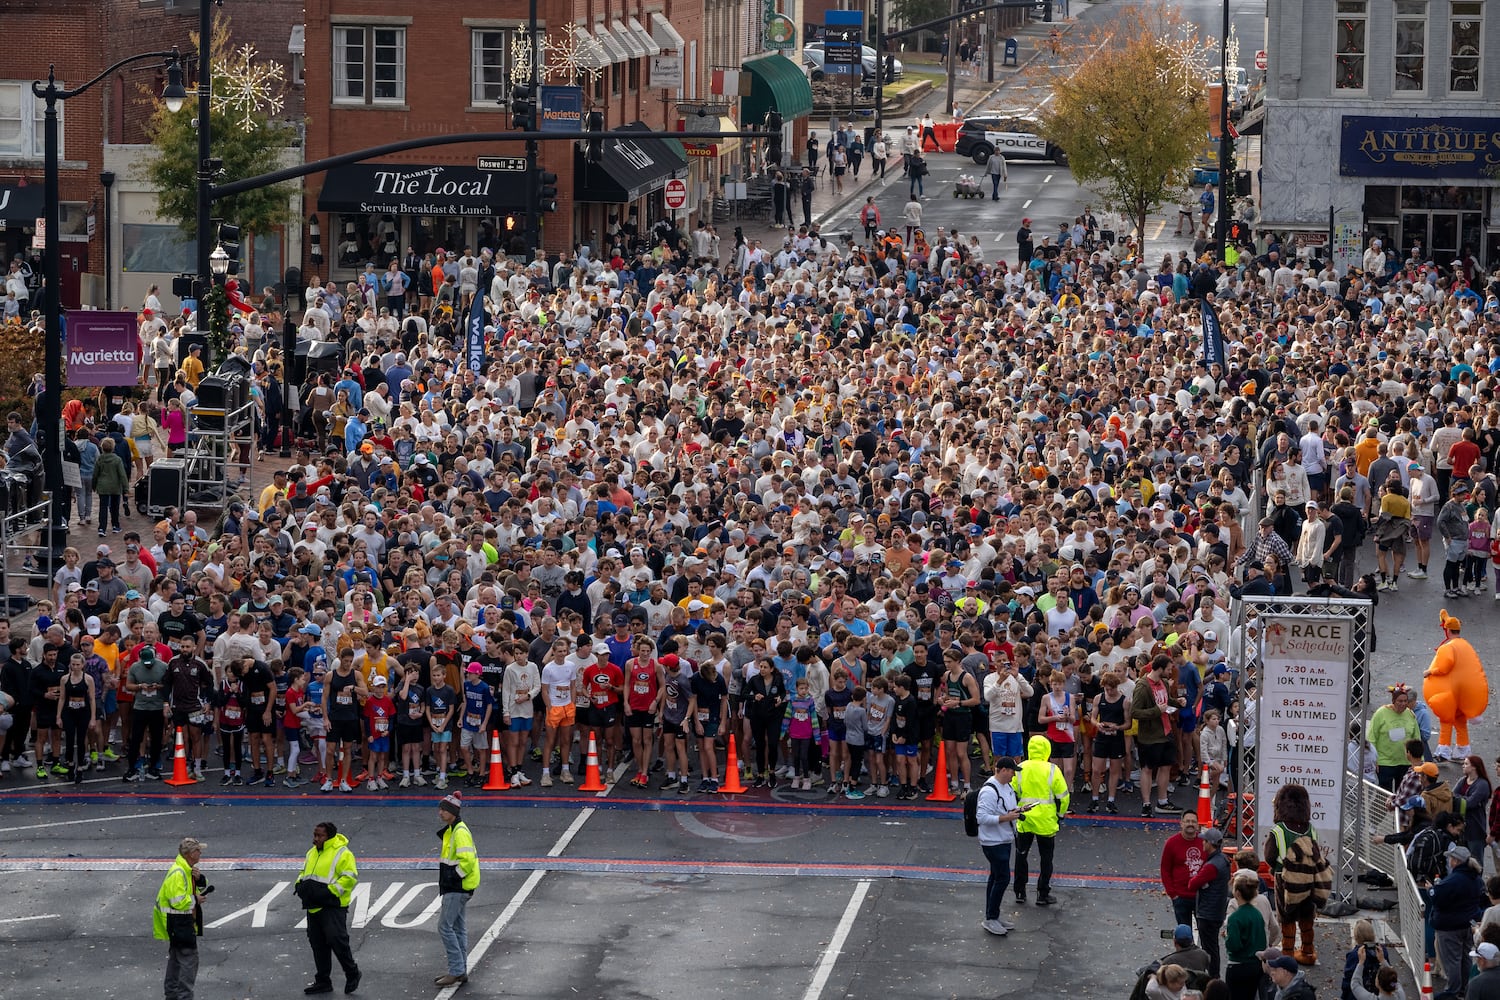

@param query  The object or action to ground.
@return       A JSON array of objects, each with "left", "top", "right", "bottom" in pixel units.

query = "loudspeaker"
[
  {"left": 195, "top": 372, "right": 247, "bottom": 430},
  {"left": 218, "top": 353, "right": 253, "bottom": 379},
  {"left": 147, "top": 459, "right": 186, "bottom": 516},
  {"left": 305, "top": 341, "right": 344, "bottom": 378},
  {"left": 177, "top": 332, "right": 211, "bottom": 371}
]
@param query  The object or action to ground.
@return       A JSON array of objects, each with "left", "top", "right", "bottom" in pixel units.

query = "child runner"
[
  {"left": 582, "top": 642, "right": 624, "bottom": 779},
  {"left": 1466, "top": 505, "right": 1491, "bottom": 595},
  {"left": 501, "top": 642, "right": 538, "bottom": 786},
  {"left": 282, "top": 666, "right": 308, "bottom": 788},
  {"left": 624, "top": 637, "right": 664, "bottom": 789},
  {"left": 658, "top": 653, "right": 694, "bottom": 792},
  {"left": 843, "top": 685, "right": 870, "bottom": 799},
  {"left": 890, "top": 674, "right": 920, "bottom": 799},
  {"left": 783, "top": 677, "right": 823, "bottom": 791},
  {"left": 824, "top": 667, "right": 855, "bottom": 795},
  {"left": 865, "top": 674, "right": 895, "bottom": 797},
  {"left": 687, "top": 654, "right": 728, "bottom": 793},
  {"left": 362, "top": 674, "right": 395, "bottom": 790},
  {"left": 396, "top": 663, "right": 426, "bottom": 787},
  {"left": 459, "top": 664, "right": 494, "bottom": 786},
  {"left": 425, "top": 662, "right": 457, "bottom": 791},
  {"left": 1038, "top": 669, "right": 1078, "bottom": 788},
  {"left": 305, "top": 665, "right": 328, "bottom": 787},
  {"left": 218, "top": 661, "right": 247, "bottom": 785}
]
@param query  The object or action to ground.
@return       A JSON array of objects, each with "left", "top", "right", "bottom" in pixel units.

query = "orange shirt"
[{"left": 1353, "top": 436, "right": 1380, "bottom": 477}]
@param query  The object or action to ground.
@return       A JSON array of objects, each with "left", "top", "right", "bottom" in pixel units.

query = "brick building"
[
  {"left": 301, "top": 0, "right": 811, "bottom": 278},
  {"left": 4, "top": 0, "right": 304, "bottom": 312}
]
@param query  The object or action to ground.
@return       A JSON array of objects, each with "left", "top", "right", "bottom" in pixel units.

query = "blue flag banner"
[
  {"left": 1201, "top": 299, "right": 1226, "bottom": 368},
  {"left": 466, "top": 275, "right": 488, "bottom": 375}
]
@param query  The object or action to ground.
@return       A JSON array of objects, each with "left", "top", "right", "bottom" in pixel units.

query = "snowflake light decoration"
[
  {"left": 543, "top": 24, "right": 603, "bottom": 84},
  {"left": 510, "top": 34, "right": 534, "bottom": 86},
  {"left": 212, "top": 44, "right": 285, "bottom": 132},
  {"left": 1224, "top": 30, "right": 1241, "bottom": 77},
  {"left": 1154, "top": 30, "right": 1212, "bottom": 97}
]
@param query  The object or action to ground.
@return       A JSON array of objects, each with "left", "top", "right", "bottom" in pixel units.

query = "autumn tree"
[
  {"left": 1034, "top": 5, "right": 1208, "bottom": 258},
  {"left": 141, "top": 14, "right": 296, "bottom": 240}
]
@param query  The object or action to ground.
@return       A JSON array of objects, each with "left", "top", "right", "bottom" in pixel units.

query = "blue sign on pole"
[
  {"left": 823, "top": 10, "right": 864, "bottom": 77},
  {"left": 540, "top": 86, "right": 584, "bottom": 133}
]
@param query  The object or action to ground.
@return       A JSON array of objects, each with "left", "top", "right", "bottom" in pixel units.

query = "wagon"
[{"left": 953, "top": 175, "right": 984, "bottom": 199}]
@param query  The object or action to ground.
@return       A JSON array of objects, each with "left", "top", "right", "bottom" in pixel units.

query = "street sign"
[
  {"left": 650, "top": 54, "right": 682, "bottom": 89},
  {"left": 539, "top": 85, "right": 583, "bottom": 132},
  {"left": 32, "top": 217, "right": 45, "bottom": 250},
  {"left": 1254, "top": 50, "right": 1267, "bottom": 70},
  {"left": 476, "top": 156, "right": 527, "bottom": 172},
  {"left": 824, "top": 10, "right": 864, "bottom": 76},
  {"left": 663, "top": 178, "right": 688, "bottom": 210}
]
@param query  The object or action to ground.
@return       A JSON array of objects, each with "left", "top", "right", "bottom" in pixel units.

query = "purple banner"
[{"left": 66, "top": 311, "right": 141, "bottom": 387}]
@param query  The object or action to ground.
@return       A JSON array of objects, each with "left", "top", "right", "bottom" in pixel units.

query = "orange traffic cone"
[
  {"left": 1420, "top": 962, "right": 1433, "bottom": 1000},
  {"left": 1196, "top": 763, "right": 1214, "bottom": 824},
  {"left": 927, "top": 740, "right": 956, "bottom": 802},
  {"left": 719, "top": 734, "right": 748, "bottom": 794},
  {"left": 577, "top": 731, "right": 607, "bottom": 791},
  {"left": 482, "top": 731, "right": 511, "bottom": 790},
  {"left": 162, "top": 727, "right": 195, "bottom": 786}
]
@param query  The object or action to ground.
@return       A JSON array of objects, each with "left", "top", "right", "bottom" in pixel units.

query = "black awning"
[
  {"left": 0, "top": 183, "right": 45, "bottom": 227},
  {"left": 573, "top": 122, "right": 688, "bottom": 203},
  {"left": 316, "top": 163, "right": 528, "bottom": 216},
  {"left": 1237, "top": 104, "right": 1264, "bottom": 136}
]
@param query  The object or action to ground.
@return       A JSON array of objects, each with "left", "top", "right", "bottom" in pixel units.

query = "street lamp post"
[
  {"left": 32, "top": 52, "right": 184, "bottom": 509},
  {"left": 1214, "top": 0, "right": 1232, "bottom": 260},
  {"left": 195, "top": 0, "right": 219, "bottom": 313}
]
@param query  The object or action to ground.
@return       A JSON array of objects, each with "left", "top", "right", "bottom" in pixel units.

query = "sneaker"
[
  {"left": 1141, "top": 802, "right": 1153, "bottom": 817},
  {"left": 434, "top": 776, "right": 447, "bottom": 790},
  {"left": 339, "top": 781, "right": 354, "bottom": 794},
  {"left": 1408, "top": 569, "right": 1427, "bottom": 579},
  {"left": 707, "top": 779, "right": 721, "bottom": 794},
  {"left": 1156, "top": 801, "right": 1183, "bottom": 814},
  {"left": 123, "top": 769, "right": 142, "bottom": 783},
  {"left": 273, "top": 763, "right": 286, "bottom": 775},
  {"left": 321, "top": 779, "right": 334, "bottom": 793},
  {"left": 560, "top": 769, "right": 574, "bottom": 785},
  {"left": 221, "top": 772, "right": 233, "bottom": 786},
  {"left": 1376, "top": 579, "right": 1390, "bottom": 591},
  {"left": 146, "top": 769, "right": 162, "bottom": 781},
  {"left": 753, "top": 773, "right": 766, "bottom": 788},
  {"left": 399, "top": 774, "right": 411, "bottom": 788},
  {"left": 982, "top": 919, "right": 1009, "bottom": 936},
  {"left": 101, "top": 748, "right": 120, "bottom": 762},
  {"left": 1000, "top": 918, "right": 1017, "bottom": 930},
  {"left": 377, "top": 778, "right": 389, "bottom": 790},
  {"left": 1036, "top": 894, "right": 1055, "bottom": 906},
  {"left": 51, "top": 763, "right": 70, "bottom": 776},
  {"left": 512, "top": 772, "right": 532, "bottom": 787},
  {"left": 232, "top": 773, "right": 244, "bottom": 786},
  {"left": 530, "top": 747, "right": 543, "bottom": 761},
  {"left": 284, "top": 775, "right": 303, "bottom": 788},
  {"left": 1104, "top": 801, "right": 1119, "bottom": 814},
  {"left": 1388, "top": 580, "right": 1399, "bottom": 592},
  {"left": 876, "top": 785, "right": 890, "bottom": 798},
  {"left": 678, "top": 778, "right": 690, "bottom": 794},
  {"left": 367, "top": 779, "right": 379, "bottom": 791},
  {"left": 412, "top": 773, "right": 427, "bottom": 787},
  {"left": 249, "top": 769, "right": 265, "bottom": 784},
  {"left": 264, "top": 775, "right": 275, "bottom": 788},
  {"left": 540, "top": 772, "right": 554, "bottom": 787},
  {"left": 351, "top": 770, "right": 370, "bottom": 783},
  {"left": 845, "top": 788, "right": 866, "bottom": 800},
  {"left": 1088, "top": 798, "right": 1100, "bottom": 812},
  {"left": 94, "top": 761, "right": 106, "bottom": 772}
]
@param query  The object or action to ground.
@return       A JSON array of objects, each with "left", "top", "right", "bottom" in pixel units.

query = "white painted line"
[
  {"left": 994, "top": 235, "right": 1004, "bottom": 243},
  {"left": 1022, "top": 199, "right": 1032, "bottom": 210},
  {"left": 1151, "top": 220, "right": 1166, "bottom": 239},
  {"left": 801, "top": 879, "right": 872, "bottom": 1000},
  {"left": 0, "top": 809, "right": 185, "bottom": 835},
  {"left": 0, "top": 914, "right": 60, "bottom": 924},
  {"left": 436, "top": 805, "right": 598, "bottom": 1000},
  {"left": 1042, "top": 173, "right": 1053, "bottom": 183}
]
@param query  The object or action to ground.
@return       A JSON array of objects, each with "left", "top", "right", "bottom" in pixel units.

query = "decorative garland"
[{"left": 202, "top": 283, "right": 232, "bottom": 361}]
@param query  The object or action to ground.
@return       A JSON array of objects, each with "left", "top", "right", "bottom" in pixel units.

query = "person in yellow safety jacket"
[
  {"left": 1013, "top": 734, "right": 1070, "bottom": 906},
  {"left": 434, "top": 791, "right": 481, "bottom": 986},
  {"left": 295, "top": 821, "right": 361, "bottom": 995},
  {"left": 155, "top": 836, "right": 206, "bottom": 1000}
]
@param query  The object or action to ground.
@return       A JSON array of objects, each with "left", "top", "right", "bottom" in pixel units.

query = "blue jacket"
[{"left": 1429, "top": 862, "right": 1485, "bottom": 931}]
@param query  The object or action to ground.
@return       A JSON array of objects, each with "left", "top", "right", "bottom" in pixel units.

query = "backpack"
[
  {"left": 1273, "top": 823, "right": 1334, "bottom": 906},
  {"left": 963, "top": 776, "right": 1002, "bottom": 837}
]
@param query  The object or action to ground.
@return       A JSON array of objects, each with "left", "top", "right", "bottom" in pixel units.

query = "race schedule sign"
[{"left": 1256, "top": 615, "right": 1353, "bottom": 846}]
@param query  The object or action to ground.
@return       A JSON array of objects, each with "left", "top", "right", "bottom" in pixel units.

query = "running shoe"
[
  {"left": 94, "top": 761, "right": 106, "bottom": 772},
  {"left": 101, "top": 748, "right": 120, "bottom": 762},
  {"left": 321, "top": 779, "right": 334, "bottom": 793},
  {"left": 399, "top": 774, "right": 411, "bottom": 788},
  {"left": 123, "top": 769, "right": 142, "bottom": 783},
  {"left": 412, "top": 773, "right": 427, "bottom": 786},
  {"left": 560, "top": 769, "right": 574, "bottom": 784},
  {"left": 529, "top": 747, "right": 542, "bottom": 761},
  {"left": 284, "top": 775, "right": 303, "bottom": 789},
  {"left": 678, "top": 777, "right": 690, "bottom": 794},
  {"left": 845, "top": 787, "right": 866, "bottom": 800},
  {"left": 376, "top": 778, "right": 389, "bottom": 790},
  {"left": 146, "top": 769, "right": 163, "bottom": 781},
  {"left": 221, "top": 772, "right": 233, "bottom": 786},
  {"left": 367, "top": 779, "right": 379, "bottom": 791},
  {"left": 434, "top": 775, "right": 447, "bottom": 790},
  {"left": 232, "top": 773, "right": 244, "bottom": 785},
  {"left": 264, "top": 775, "right": 275, "bottom": 788},
  {"left": 1156, "top": 801, "right": 1183, "bottom": 814},
  {"left": 249, "top": 769, "right": 265, "bottom": 784},
  {"left": 339, "top": 781, "right": 354, "bottom": 794}
]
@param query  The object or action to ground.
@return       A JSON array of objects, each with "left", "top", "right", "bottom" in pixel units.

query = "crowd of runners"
[{"left": 1, "top": 213, "right": 1499, "bottom": 816}]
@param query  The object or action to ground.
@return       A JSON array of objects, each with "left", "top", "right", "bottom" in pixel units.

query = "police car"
[{"left": 954, "top": 113, "right": 1067, "bottom": 166}]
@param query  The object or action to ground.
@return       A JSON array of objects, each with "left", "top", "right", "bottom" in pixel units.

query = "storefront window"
[
  {"left": 1334, "top": 1, "right": 1368, "bottom": 91},
  {"left": 1449, "top": 2, "right": 1482, "bottom": 93},
  {"left": 333, "top": 213, "right": 398, "bottom": 269},
  {"left": 1401, "top": 185, "right": 1483, "bottom": 210},
  {"left": 1394, "top": 1, "right": 1426, "bottom": 92},
  {"left": 250, "top": 232, "right": 282, "bottom": 299},
  {"left": 121, "top": 224, "right": 193, "bottom": 274},
  {"left": 405, "top": 216, "right": 467, "bottom": 258},
  {"left": 1365, "top": 186, "right": 1398, "bottom": 217}
]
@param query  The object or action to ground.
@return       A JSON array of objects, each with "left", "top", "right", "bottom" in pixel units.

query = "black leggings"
[
  {"left": 749, "top": 716, "right": 779, "bottom": 773},
  {"left": 222, "top": 729, "right": 244, "bottom": 772},
  {"left": 128, "top": 708, "right": 164, "bottom": 771},
  {"left": 60, "top": 711, "right": 90, "bottom": 772},
  {"left": 1444, "top": 556, "right": 1465, "bottom": 590},
  {"left": 848, "top": 744, "right": 866, "bottom": 784},
  {"left": 99, "top": 493, "right": 122, "bottom": 532},
  {"left": 1464, "top": 554, "right": 1486, "bottom": 587},
  {"left": 2, "top": 705, "right": 31, "bottom": 761}
]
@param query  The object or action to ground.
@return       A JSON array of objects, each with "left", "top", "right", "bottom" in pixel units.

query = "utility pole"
[
  {"left": 1214, "top": 0, "right": 1230, "bottom": 260},
  {"left": 944, "top": 0, "right": 959, "bottom": 117},
  {"left": 526, "top": 0, "right": 541, "bottom": 255},
  {"left": 874, "top": 0, "right": 885, "bottom": 135},
  {"left": 195, "top": 0, "right": 215, "bottom": 310}
]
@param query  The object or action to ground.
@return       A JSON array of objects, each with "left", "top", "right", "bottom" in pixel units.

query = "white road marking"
[
  {"left": 1022, "top": 199, "right": 1032, "bottom": 209},
  {"left": 1152, "top": 220, "right": 1166, "bottom": 239},
  {"left": 801, "top": 879, "right": 873, "bottom": 1000},
  {"left": 0, "top": 914, "right": 60, "bottom": 924},
  {"left": 994, "top": 235, "right": 1004, "bottom": 243},
  {"left": 1043, "top": 174, "right": 1053, "bottom": 184},
  {"left": 436, "top": 804, "right": 600, "bottom": 999},
  {"left": 0, "top": 809, "right": 185, "bottom": 835}
]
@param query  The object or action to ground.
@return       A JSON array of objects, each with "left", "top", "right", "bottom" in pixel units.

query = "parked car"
[
  {"left": 954, "top": 112, "right": 1067, "bottom": 165},
  {"left": 803, "top": 43, "right": 903, "bottom": 82}
]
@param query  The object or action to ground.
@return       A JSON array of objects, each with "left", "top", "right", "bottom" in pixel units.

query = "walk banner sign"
[
  {"left": 66, "top": 310, "right": 141, "bottom": 387},
  {"left": 1200, "top": 299, "right": 1226, "bottom": 368},
  {"left": 466, "top": 267, "right": 490, "bottom": 374},
  {"left": 1256, "top": 615, "right": 1353, "bottom": 847}
]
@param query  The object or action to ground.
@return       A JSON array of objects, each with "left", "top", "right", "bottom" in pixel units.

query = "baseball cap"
[
  {"left": 1172, "top": 924, "right": 1194, "bottom": 942},
  {"left": 1267, "top": 956, "right": 1300, "bottom": 973},
  {"left": 1472, "top": 943, "right": 1500, "bottom": 962},
  {"left": 372, "top": 675, "right": 389, "bottom": 686},
  {"left": 299, "top": 623, "right": 323, "bottom": 638},
  {"left": 1200, "top": 828, "right": 1224, "bottom": 845},
  {"left": 1446, "top": 844, "right": 1473, "bottom": 863},
  {"left": 85, "top": 616, "right": 102, "bottom": 635},
  {"left": 465, "top": 664, "right": 482, "bottom": 674}
]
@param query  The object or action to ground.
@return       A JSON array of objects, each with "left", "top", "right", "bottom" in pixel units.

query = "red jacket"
[{"left": 1160, "top": 833, "right": 1206, "bottom": 899}]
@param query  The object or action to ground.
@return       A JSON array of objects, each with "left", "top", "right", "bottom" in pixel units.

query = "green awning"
[{"left": 741, "top": 54, "right": 813, "bottom": 126}]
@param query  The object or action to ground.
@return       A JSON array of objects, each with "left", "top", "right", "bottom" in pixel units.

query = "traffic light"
[
  {"left": 504, "top": 214, "right": 518, "bottom": 232},
  {"left": 586, "top": 111, "right": 605, "bottom": 165},
  {"left": 535, "top": 169, "right": 558, "bottom": 213},
  {"left": 217, "top": 223, "right": 241, "bottom": 276},
  {"left": 764, "top": 111, "right": 783, "bottom": 165},
  {"left": 1226, "top": 220, "right": 1248, "bottom": 244},
  {"left": 510, "top": 84, "right": 536, "bottom": 131}
]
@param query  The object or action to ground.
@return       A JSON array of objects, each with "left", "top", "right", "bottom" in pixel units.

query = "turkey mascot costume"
[{"left": 1422, "top": 609, "right": 1488, "bottom": 760}]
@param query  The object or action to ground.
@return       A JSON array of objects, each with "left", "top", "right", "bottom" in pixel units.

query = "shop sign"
[{"left": 1340, "top": 115, "right": 1500, "bottom": 179}]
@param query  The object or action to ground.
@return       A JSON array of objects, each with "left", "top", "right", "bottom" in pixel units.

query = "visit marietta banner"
[{"left": 66, "top": 311, "right": 141, "bottom": 387}]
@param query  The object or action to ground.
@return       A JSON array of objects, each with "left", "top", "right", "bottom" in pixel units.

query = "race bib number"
[
  {"left": 794, "top": 709, "right": 809, "bottom": 722},
  {"left": 223, "top": 704, "right": 243, "bottom": 724},
  {"left": 408, "top": 702, "right": 423, "bottom": 719},
  {"left": 1388, "top": 728, "right": 1405, "bottom": 741},
  {"left": 336, "top": 690, "right": 353, "bottom": 705},
  {"left": 918, "top": 689, "right": 932, "bottom": 701},
  {"left": 465, "top": 712, "right": 481, "bottom": 727},
  {"left": 696, "top": 709, "right": 710, "bottom": 722},
  {"left": 592, "top": 693, "right": 609, "bottom": 707},
  {"left": 67, "top": 697, "right": 86, "bottom": 711},
  {"left": 832, "top": 706, "right": 845, "bottom": 719},
  {"left": 633, "top": 681, "right": 651, "bottom": 695},
  {"left": 374, "top": 717, "right": 391, "bottom": 734},
  {"left": 250, "top": 692, "right": 267, "bottom": 706}
]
